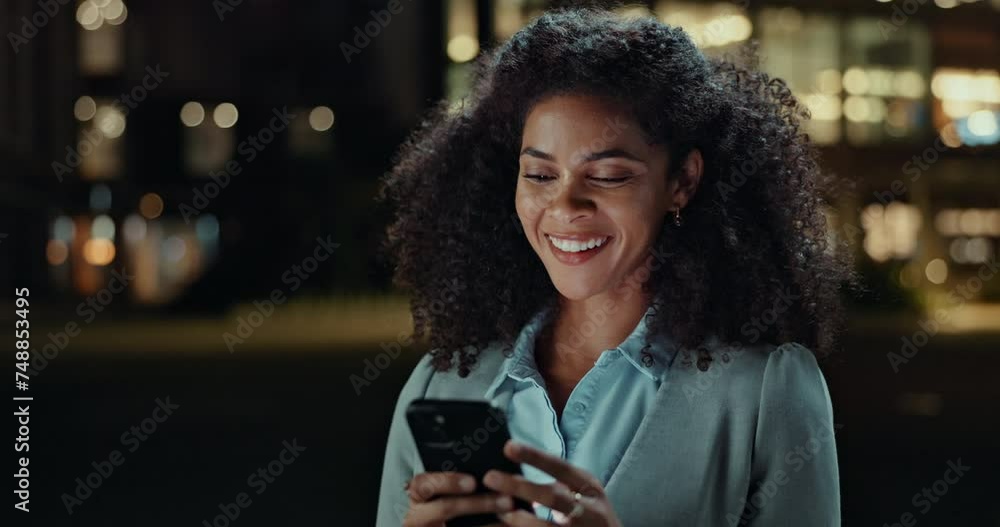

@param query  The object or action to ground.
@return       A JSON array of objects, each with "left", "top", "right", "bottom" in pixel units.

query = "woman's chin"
[{"left": 549, "top": 276, "right": 611, "bottom": 301}]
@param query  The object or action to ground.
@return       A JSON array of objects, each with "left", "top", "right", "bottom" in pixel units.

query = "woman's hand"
[
  {"left": 482, "top": 440, "right": 623, "bottom": 526},
  {"left": 402, "top": 471, "right": 514, "bottom": 527}
]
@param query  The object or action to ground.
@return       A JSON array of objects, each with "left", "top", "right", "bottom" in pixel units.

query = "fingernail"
[
  {"left": 483, "top": 470, "right": 499, "bottom": 486},
  {"left": 460, "top": 477, "right": 475, "bottom": 491},
  {"left": 496, "top": 495, "right": 512, "bottom": 510}
]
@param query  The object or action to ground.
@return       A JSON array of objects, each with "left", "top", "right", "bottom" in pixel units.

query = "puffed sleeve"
[
  {"left": 744, "top": 342, "right": 841, "bottom": 526},
  {"left": 376, "top": 353, "right": 435, "bottom": 527}
]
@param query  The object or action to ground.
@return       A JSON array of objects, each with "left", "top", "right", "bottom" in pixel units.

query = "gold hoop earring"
[{"left": 673, "top": 208, "right": 683, "bottom": 227}]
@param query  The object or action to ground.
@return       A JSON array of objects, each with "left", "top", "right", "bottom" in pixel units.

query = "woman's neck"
[{"left": 546, "top": 289, "right": 652, "bottom": 367}]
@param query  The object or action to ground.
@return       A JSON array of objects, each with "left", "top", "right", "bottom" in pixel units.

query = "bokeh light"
[
  {"left": 180, "top": 102, "right": 206, "bottom": 127},
  {"left": 308, "top": 106, "right": 335, "bottom": 132},
  {"left": 213, "top": 103, "right": 239, "bottom": 128},
  {"left": 139, "top": 193, "right": 164, "bottom": 219}
]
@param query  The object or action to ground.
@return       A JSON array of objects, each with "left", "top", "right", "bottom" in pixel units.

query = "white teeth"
[{"left": 547, "top": 235, "right": 609, "bottom": 253}]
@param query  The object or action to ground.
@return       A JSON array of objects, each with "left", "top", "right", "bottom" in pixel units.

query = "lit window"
[
  {"left": 657, "top": 2, "right": 753, "bottom": 50},
  {"left": 79, "top": 15, "right": 123, "bottom": 75},
  {"left": 757, "top": 9, "right": 841, "bottom": 144},
  {"left": 842, "top": 17, "right": 932, "bottom": 145},
  {"left": 931, "top": 68, "right": 1000, "bottom": 146},
  {"left": 445, "top": 0, "right": 480, "bottom": 103},
  {"left": 446, "top": 0, "right": 478, "bottom": 62},
  {"left": 184, "top": 107, "right": 236, "bottom": 174},
  {"left": 78, "top": 99, "right": 124, "bottom": 181},
  {"left": 494, "top": 0, "right": 544, "bottom": 40},
  {"left": 861, "top": 202, "right": 922, "bottom": 262}
]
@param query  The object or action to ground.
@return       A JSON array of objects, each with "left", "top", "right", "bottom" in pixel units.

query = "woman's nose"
[{"left": 546, "top": 177, "right": 594, "bottom": 224}]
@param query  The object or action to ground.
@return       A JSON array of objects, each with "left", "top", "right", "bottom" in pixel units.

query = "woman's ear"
[{"left": 670, "top": 148, "right": 704, "bottom": 209}]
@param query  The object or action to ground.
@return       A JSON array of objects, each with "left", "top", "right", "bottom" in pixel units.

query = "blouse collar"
[{"left": 483, "top": 297, "right": 677, "bottom": 399}]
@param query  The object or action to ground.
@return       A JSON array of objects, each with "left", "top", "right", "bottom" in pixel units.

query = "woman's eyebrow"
[
  {"left": 519, "top": 147, "right": 643, "bottom": 163},
  {"left": 581, "top": 148, "right": 643, "bottom": 163},
  {"left": 519, "top": 147, "right": 555, "bottom": 161}
]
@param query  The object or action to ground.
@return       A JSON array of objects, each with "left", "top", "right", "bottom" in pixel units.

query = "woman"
[{"left": 376, "top": 7, "right": 852, "bottom": 526}]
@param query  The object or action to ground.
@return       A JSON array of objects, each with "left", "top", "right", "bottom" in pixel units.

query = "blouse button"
[
  {"left": 573, "top": 402, "right": 585, "bottom": 412},
  {"left": 641, "top": 350, "right": 654, "bottom": 367}
]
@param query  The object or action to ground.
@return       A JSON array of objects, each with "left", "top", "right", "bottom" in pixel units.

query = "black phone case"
[{"left": 406, "top": 399, "right": 534, "bottom": 527}]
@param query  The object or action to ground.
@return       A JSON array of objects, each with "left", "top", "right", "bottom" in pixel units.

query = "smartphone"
[{"left": 406, "top": 399, "right": 534, "bottom": 527}]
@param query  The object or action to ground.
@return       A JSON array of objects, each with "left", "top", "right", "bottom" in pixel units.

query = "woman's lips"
[{"left": 545, "top": 233, "right": 612, "bottom": 265}]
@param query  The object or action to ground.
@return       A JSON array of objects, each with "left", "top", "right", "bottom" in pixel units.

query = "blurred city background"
[{"left": 1, "top": 0, "right": 998, "bottom": 525}]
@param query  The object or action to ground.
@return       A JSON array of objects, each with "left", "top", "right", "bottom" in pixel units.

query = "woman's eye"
[
  {"left": 522, "top": 174, "right": 555, "bottom": 181},
  {"left": 590, "top": 175, "right": 632, "bottom": 184}
]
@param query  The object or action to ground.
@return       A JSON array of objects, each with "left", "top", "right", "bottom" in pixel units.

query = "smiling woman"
[
  {"left": 376, "top": 6, "right": 855, "bottom": 527},
  {"left": 515, "top": 94, "right": 697, "bottom": 301}
]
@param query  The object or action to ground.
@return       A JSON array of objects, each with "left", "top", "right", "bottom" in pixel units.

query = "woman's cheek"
[
  {"left": 515, "top": 190, "right": 541, "bottom": 225},
  {"left": 513, "top": 196, "right": 537, "bottom": 246}
]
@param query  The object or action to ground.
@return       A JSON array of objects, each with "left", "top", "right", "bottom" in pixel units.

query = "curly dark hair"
[{"left": 377, "top": 7, "right": 857, "bottom": 376}]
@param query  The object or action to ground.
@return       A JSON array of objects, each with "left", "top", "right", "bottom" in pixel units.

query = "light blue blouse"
[
  {"left": 376, "top": 319, "right": 841, "bottom": 525},
  {"left": 482, "top": 301, "right": 674, "bottom": 521}
]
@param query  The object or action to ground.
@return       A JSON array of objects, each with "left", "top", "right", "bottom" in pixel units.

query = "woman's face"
[{"left": 516, "top": 94, "right": 693, "bottom": 301}]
